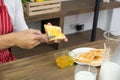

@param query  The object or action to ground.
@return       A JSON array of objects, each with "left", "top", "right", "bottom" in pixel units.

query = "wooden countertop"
[
  {"left": 25, "top": 0, "right": 120, "bottom": 22},
  {"left": 0, "top": 40, "right": 104, "bottom": 80}
]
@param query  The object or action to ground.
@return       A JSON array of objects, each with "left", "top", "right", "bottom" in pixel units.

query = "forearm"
[{"left": 0, "top": 33, "right": 16, "bottom": 50}]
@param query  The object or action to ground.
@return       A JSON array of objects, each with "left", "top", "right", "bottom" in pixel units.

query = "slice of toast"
[
  {"left": 44, "top": 24, "right": 65, "bottom": 41},
  {"left": 90, "top": 49, "right": 104, "bottom": 56},
  {"left": 74, "top": 49, "right": 104, "bottom": 66},
  {"left": 89, "top": 55, "right": 103, "bottom": 66},
  {"left": 75, "top": 52, "right": 94, "bottom": 64}
]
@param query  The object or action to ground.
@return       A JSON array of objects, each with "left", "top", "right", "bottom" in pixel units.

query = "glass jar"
[
  {"left": 98, "top": 31, "right": 120, "bottom": 80},
  {"left": 54, "top": 50, "right": 74, "bottom": 68}
]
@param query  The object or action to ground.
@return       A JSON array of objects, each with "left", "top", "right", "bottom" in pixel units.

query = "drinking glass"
[
  {"left": 98, "top": 31, "right": 120, "bottom": 80},
  {"left": 74, "top": 65, "right": 97, "bottom": 80}
]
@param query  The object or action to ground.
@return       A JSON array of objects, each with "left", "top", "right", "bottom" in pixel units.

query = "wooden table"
[{"left": 0, "top": 40, "right": 104, "bottom": 80}]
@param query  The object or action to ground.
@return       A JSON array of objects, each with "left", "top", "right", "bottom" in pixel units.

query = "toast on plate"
[{"left": 74, "top": 49, "right": 104, "bottom": 66}]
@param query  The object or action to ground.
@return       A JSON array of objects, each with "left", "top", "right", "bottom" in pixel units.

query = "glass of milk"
[
  {"left": 74, "top": 65, "right": 98, "bottom": 80},
  {"left": 98, "top": 31, "right": 120, "bottom": 80}
]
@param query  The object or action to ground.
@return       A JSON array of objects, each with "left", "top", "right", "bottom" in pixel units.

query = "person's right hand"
[{"left": 13, "top": 29, "right": 48, "bottom": 49}]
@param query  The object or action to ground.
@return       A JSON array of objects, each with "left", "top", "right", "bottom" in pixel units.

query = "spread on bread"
[
  {"left": 44, "top": 24, "right": 65, "bottom": 41},
  {"left": 74, "top": 49, "right": 104, "bottom": 66}
]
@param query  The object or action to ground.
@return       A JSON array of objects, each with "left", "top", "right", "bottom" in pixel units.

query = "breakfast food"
[
  {"left": 89, "top": 55, "right": 103, "bottom": 66},
  {"left": 74, "top": 49, "right": 104, "bottom": 66},
  {"left": 75, "top": 52, "right": 94, "bottom": 63},
  {"left": 55, "top": 55, "right": 74, "bottom": 68},
  {"left": 44, "top": 24, "right": 65, "bottom": 41}
]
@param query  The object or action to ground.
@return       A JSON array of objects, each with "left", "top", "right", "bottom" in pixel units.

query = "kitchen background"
[{"left": 27, "top": 0, "right": 120, "bottom": 35}]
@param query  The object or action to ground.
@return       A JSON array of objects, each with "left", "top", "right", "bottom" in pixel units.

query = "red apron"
[{"left": 0, "top": 0, "right": 16, "bottom": 63}]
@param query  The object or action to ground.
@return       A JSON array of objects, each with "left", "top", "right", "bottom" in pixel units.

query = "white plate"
[{"left": 70, "top": 47, "right": 95, "bottom": 65}]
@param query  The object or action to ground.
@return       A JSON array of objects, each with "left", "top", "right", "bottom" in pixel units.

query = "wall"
[
  {"left": 110, "top": 8, "right": 120, "bottom": 32},
  {"left": 99, "top": 9, "right": 113, "bottom": 31},
  {"left": 63, "top": 10, "right": 110, "bottom": 34}
]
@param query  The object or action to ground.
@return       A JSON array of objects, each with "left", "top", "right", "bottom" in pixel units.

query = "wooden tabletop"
[
  {"left": 0, "top": 40, "right": 104, "bottom": 80},
  {"left": 25, "top": 0, "right": 120, "bottom": 22}
]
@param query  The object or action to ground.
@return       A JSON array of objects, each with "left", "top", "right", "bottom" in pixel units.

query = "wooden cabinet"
[
  {"left": 25, "top": 0, "right": 120, "bottom": 22},
  {"left": 24, "top": 0, "right": 120, "bottom": 49}
]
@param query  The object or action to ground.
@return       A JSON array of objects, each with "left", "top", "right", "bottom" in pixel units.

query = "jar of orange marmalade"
[{"left": 54, "top": 50, "right": 74, "bottom": 68}]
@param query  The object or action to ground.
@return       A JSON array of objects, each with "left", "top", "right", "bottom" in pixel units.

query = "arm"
[
  {"left": 0, "top": 1, "right": 49, "bottom": 50},
  {"left": 0, "top": 33, "right": 15, "bottom": 50},
  {"left": 0, "top": 29, "right": 48, "bottom": 50}
]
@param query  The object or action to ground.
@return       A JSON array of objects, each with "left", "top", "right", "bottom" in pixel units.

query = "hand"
[
  {"left": 13, "top": 29, "right": 48, "bottom": 49},
  {"left": 53, "top": 37, "right": 68, "bottom": 43}
]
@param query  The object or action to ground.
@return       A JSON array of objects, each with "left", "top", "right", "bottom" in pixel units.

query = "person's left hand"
[{"left": 53, "top": 37, "right": 68, "bottom": 43}]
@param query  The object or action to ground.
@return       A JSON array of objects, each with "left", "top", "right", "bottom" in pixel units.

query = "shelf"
[
  {"left": 25, "top": 0, "right": 120, "bottom": 22},
  {"left": 24, "top": 0, "right": 120, "bottom": 49}
]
